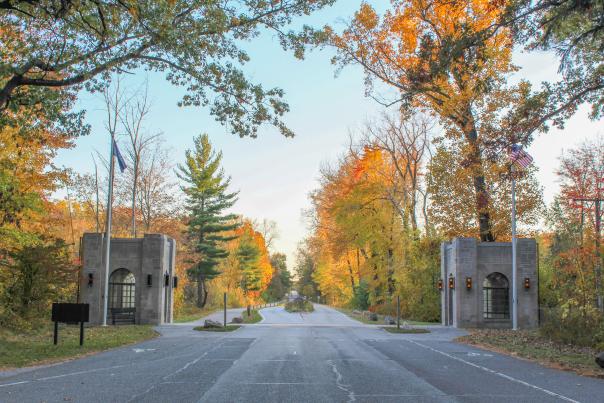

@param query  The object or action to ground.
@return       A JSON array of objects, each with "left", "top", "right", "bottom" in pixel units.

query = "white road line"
[
  {"left": 126, "top": 339, "right": 237, "bottom": 402},
  {"left": 0, "top": 363, "right": 130, "bottom": 388},
  {"left": 407, "top": 340, "right": 580, "bottom": 403},
  {"left": 36, "top": 364, "right": 129, "bottom": 381},
  {"left": 0, "top": 381, "right": 28, "bottom": 388}
]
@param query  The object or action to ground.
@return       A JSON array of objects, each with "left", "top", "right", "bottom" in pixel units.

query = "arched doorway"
[
  {"left": 108, "top": 268, "right": 136, "bottom": 324},
  {"left": 483, "top": 272, "right": 510, "bottom": 319}
]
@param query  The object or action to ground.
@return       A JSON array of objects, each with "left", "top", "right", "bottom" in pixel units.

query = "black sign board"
[
  {"left": 52, "top": 303, "right": 89, "bottom": 323},
  {"left": 51, "top": 303, "right": 89, "bottom": 346}
]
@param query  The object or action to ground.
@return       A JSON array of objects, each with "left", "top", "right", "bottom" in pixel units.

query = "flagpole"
[
  {"left": 102, "top": 136, "right": 116, "bottom": 326},
  {"left": 511, "top": 164, "right": 518, "bottom": 330}
]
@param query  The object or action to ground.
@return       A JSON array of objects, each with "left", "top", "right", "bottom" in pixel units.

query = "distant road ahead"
[
  {"left": 1, "top": 304, "right": 602, "bottom": 402},
  {"left": 255, "top": 304, "right": 362, "bottom": 326}
]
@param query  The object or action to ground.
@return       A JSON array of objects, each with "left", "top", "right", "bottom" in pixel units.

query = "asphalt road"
[{"left": 1, "top": 304, "right": 603, "bottom": 402}]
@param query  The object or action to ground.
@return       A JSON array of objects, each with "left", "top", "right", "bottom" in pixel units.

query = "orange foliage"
[
  {"left": 310, "top": 147, "right": 404, "bottom": 306},
  {"left": 328, "top": 0, "right": 513, "bottom": 121}
]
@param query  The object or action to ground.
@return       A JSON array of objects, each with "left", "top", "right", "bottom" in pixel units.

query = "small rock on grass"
[
  {"left": 204, "top": 319, "right": 222, "bottom": 328},
  {"left": 596, "top": 352, "right": 604, "bottom": 368}
]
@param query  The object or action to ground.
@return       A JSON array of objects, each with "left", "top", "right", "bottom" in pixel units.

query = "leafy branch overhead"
[{"left": 0, "top": 0, "right": 336, "bottom": 138}]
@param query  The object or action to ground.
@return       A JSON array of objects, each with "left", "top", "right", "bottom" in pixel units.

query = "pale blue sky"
[{"left": 55, "top": 1, "right": 603, "bottom": 268}]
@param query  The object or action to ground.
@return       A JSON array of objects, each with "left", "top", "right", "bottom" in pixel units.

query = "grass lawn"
[
  {"left": 241, "top": 309, "right": 262, "bottom": 324},
  {"left": 0, "top": 324, "right": 158, "bottom": 369},
  {"left": 382, "top": 327, "right": 430, "bottom": 334},
  {"left": 337, "top": 308, "right": 437, "bottom": 326},
  {"left": 193, "top": 325, "right": 241, "bottom": 332},
  {"left": 284, "top": 300, "right": 314, "bottom": 313},
  {"left": 173, "top": 304, "right": 216, "bottom": 323},
  {"left": 457, "top": 329, "right": 604, "bottom": 378}
]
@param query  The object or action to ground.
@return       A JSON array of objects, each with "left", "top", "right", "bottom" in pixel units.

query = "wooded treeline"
[
  {"left": 1, "top": 0, "right": 326, "bottom": 328},
  {"left": 295, "top": 0, "right": 604, "bottom": 339},
  {"left": 0, "top": 0, "right": 602, "bottom": 342},
  {"left": 0, "top": 81, "right": 292, "bottom": 329}
]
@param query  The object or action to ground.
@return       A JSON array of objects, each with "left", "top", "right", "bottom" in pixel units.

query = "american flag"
[{"left": 509, "top": 144, "right": 533, "bottom": 169}]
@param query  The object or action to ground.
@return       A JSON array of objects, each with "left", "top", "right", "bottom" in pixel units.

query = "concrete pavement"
[{"left": 1, "top": 304, "right": 602, "bottom": 402}]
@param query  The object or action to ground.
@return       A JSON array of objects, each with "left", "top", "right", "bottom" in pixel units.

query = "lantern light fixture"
[{"left": 524, "top": 277, "right": 531, "bottom": 289}]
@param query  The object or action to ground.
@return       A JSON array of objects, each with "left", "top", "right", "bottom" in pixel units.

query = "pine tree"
[{"left": 177, "top": 134, "right": 239, "bottom": 308}]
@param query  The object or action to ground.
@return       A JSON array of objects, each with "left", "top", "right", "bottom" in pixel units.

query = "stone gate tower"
[
  {"left": 79, "top": 233, "right": 177, "bottom": 325},
  {"left": 441, "top": 237, "right": 539, "bottom": 329}
]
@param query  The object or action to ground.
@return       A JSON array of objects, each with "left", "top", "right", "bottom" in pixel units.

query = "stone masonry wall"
[
  {"left": 441, "top": 237, "right": 538, "bottom": 329},
  {"left": 79, "top": 233, "right": 175, "bottom": 325}
]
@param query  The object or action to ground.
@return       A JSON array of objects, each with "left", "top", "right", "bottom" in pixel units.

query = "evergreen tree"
[
  {"left": 237, "top": 235, "right": 262, "bottom": 298},
  {"left": 264, "top": 253, "right": 292, "bottom": 301},
  {"left": 177, "top": 134, "right": 239, "bottom": 308}
]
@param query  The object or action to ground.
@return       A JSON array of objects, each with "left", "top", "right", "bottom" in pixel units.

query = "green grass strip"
[
  {"left": 0, "top": 324, "right": 158, "bottom": 369},
  {"left": 193, "top": 325, "right": 241, "bottom": 332},
  {"left": 381, "top": 327, "right": 431, "bottom": 334}
]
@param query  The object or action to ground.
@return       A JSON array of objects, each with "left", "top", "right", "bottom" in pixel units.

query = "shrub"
[
  {"left": 540, "top": 305, "right": 604, "bottom": 348},
  {"left": 284, "top": 299, "right": 314, "bottom": 313},
  {"left": 0, "top": 236, "right": 76, "bottom": 330},
  {"left": 349, "top": 280, "right": 370, "bottom": 310}
]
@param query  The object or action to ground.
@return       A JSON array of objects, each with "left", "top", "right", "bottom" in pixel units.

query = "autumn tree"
[
  {"left": 449, "top": 1, "right": 604, "bottom": 133},
  {"left": 177, "top": 134, "right": 239, "bottom": 308},
  {"left": 0, "top": 113, "right": 76, "bottom": 327},
  {"left": 309, "top": 147, "right": 412, "bottom": 308},
  {"left": 253, "top": 219, "right": 280, "bottom": 251},
  {"left": 427, "top": 137, "right": 543, "bottom": 240},
  {"left": 325, "top": 0, "right": 527, "bottom": 241},
  {"left": 0, "top": 0, "right": 335, "bottom": 138},
  {"left": 556, "top": 136, "right": 604, "bottom": 308},
  {"left": 120, "top": 83, "right": 161, "bottom": 237},
  {"left": 359, "top": 112, "right": 433, "bottom": 233},
  {"left": 0, "top": 237, "right": 76, "bottom": 327},
  {"left": 136, "top": 139, "right": 177, "bottom": 233}
]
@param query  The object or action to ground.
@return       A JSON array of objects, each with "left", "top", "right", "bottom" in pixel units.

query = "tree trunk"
[
  {"left": 356, "top": 248, "right": 362, "bottom": 285},
  {"left": 464, "top": 121, "right": 494, "bottom": 242},
  {"left": 387, "top": 248, "right": 395, "bottom": 296},
  {"left": 196, "top": 276, "right": 207, "bottom": 308},
  {"left": 346, "top": 255, "right": 356, "bottom": 291}
]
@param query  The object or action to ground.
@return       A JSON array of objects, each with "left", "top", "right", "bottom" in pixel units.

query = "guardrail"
[{"left": 250, "top": 300, "right": 285, "bottom": 310}]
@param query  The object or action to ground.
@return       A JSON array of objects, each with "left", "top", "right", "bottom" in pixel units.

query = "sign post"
[
  {"left": 397, "top": 295, "right": 400, "bottom": 330},
  {"left": 223, "top": 292, "right": 227, "bottom": 327}
]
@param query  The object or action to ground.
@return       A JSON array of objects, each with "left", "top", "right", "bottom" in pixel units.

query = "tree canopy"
[{"left": 0, "top": 0, "right": 335, "bottom": 138}]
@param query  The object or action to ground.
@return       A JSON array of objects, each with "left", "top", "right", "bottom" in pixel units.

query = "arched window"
[
  {"left": 108, "top": 268, "right": 136, "bottom": 324},
  {"left": 483, "top": 272, "right": 509, "bottom": 319}
]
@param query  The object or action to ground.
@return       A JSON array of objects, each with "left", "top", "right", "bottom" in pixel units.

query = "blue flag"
[{"left": 113, "top": 139, "right": 127, "bottom": 173}]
